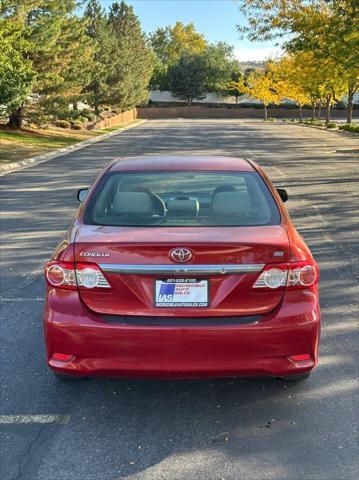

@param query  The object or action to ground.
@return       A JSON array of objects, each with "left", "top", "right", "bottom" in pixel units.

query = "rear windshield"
[{"left": 84, "top": 171, "right": 280, "bottom": 227}]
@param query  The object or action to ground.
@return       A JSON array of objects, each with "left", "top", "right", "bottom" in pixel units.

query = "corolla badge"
[
  {"left": 170, "top": 248, "right": 192, "bottom": 263},
  {"left": 80, "top": 252, "right": 110, "bottom": 257}
]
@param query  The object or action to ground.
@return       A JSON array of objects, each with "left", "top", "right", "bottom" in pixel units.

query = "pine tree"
[
  {"left": 105, "top": 1, "right": 155, "bottom": 110},
  {"left": 26, "top": 1, "right": 94, "bottom": 123},
  {"left": 169, "top": 54, "right": 207, "bottom": 106},
  {"left": 1, "top": 1, "right": 95, "bottom": 126},
  {"left": 0, "top": 19, "right": 35, "bottom": 127},
  {"left": 84, "top": 0, "right": 112, "bottom": 115}
]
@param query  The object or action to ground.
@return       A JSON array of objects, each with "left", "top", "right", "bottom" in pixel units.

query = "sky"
[{"left": 98, "top": 0, "right": 282, "bottom": 61}]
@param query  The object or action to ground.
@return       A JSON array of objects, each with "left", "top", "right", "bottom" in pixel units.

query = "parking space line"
[
  {"left": 0, "top": 298, "right": 44, "bottom": 302},
  {"left": 0, "top": 415, "right": 70, "bottom": 424}
]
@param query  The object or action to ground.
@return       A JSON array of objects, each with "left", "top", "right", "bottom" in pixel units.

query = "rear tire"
[{"left": 278, "top": 372, "right": 311, "bottom": 382}]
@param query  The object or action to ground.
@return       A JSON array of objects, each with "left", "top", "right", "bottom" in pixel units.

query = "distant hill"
[{"left": 238, "top": 61, "right": 264, "bottom": 72}]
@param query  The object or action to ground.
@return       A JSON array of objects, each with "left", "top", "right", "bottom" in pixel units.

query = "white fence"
[
  {"left": 149, "top": 90, "right": 359, "bottom": 105},
  {"left": 149, "top": 90, "right": 262, "bottom": 104}
]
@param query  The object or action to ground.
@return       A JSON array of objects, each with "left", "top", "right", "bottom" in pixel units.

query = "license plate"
[{"left": 155, "top": 278, "right": 209, "bottom": 308}]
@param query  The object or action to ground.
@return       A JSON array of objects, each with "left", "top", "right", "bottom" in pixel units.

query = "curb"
[
  {"left": 281, "top": 120, "right": 359, "bottom": 138},
  {"left": 0, "top": 119, "right": 147, "bottom": 176}
]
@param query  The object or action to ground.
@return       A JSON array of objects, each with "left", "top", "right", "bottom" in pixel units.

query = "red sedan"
[{"left": 43, "top": 156, "right": 320, "bottom": 380}]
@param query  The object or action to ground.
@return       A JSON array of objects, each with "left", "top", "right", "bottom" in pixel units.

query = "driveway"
[{"left": 1, "top": 119, "right": 358, "bottom": 480}]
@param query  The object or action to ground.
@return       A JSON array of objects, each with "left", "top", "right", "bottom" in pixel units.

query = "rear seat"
[{"left": 212, "top": 191, "right": 251, "bottom": 216}]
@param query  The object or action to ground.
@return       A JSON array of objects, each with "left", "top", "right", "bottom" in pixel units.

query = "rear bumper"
[{"left": 44, "top": 289, "right": 320, "bottom": 379}]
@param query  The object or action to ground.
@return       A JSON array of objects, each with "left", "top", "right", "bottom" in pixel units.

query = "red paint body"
[{"left": 43, "top": 156, "right": 320, "bottom": 378}]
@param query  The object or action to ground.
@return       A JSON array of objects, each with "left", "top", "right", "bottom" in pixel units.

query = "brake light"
[
  {"left": 46, "top": 261, "right": 76, "bottom": 289},
  {"left": 45, "top": 261, "right": 110, "bottom": 290},
  {"left": 253, "top": 261, "right": 318, "bottom": 290}
]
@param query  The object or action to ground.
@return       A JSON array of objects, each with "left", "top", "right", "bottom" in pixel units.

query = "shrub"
[
  {"left": 71, "top": 120, "right": 83, "bottom": 130},
  {"left": 80, "top": 110, "right": 96, "bottom": 121},
  {"left": 55, "top": 119, "right": 71, "bottom": 128},
  {"left": 80, "top": 108, "right": 92, "bottom": 118},
  {"left": 267, "top": 117, "right": 276, "bottom": 121},
  {"left": 78, "top": 116, "right": 88, "bottom": 124},
  {"left": 304, "top": 120, "right": 320, "bottom": 126},
  {"left": 56, "top": 109, "right": 81, "bottom": 121},
  {"left": 326, "top": 122, "right": 337, "bottom": 129},
  {"left": 339, "top": 123, "right": 359, "bottom": 133}
]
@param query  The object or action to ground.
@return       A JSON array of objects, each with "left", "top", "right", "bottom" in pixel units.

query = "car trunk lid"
[{"left": 74, "top": 225, "right": 289, "bottom": 317}]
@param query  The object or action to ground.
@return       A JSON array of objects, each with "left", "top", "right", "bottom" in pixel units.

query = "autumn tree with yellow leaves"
[
  {"left": 274, "top": 52, "right": 347, "bottom": 124},
  {"left": 239, "top": 0, "right": 359, "bottom": 123},
  {"left": 243, "top": 64, "right": 280, "bottom": 120}
]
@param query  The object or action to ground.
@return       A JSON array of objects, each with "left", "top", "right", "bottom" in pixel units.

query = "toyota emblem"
[{"left": 170, "top": 248, "right": 192, "bottom": 263}]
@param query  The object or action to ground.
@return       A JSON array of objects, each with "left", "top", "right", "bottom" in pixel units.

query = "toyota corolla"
[{"left": 43, "top": 156, "right": 320, "bottom": 380}]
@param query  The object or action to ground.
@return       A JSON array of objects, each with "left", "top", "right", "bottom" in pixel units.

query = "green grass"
[
  {"left": 0, "top": 127, "right": 100, "bottom": 164},
  {"left": 304, "top": 120, "right": 324, "bottom": 126},
  {"left": 338, "top": 123, "right": 359, "bottom": 133},
  {"left": 0, "top": 129, "right": 99, "bottom": 148},
  {"left": 0, "top": 119, "right": 142, "bottom": 164}
]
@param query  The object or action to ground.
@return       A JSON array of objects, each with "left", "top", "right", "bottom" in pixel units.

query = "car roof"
[{"left": 109, "top": 155, "right": 255, "bottom": 172}]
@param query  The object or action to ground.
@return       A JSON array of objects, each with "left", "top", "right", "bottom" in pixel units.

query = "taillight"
[
  {"left": 75, "top": 262, "right": 111, "bottom": 289},
  {"left": 46, "top": 261, "right": 76, "bottom": 289},
  {"left": 45, "top": 261, "right": 110, "bottom": 290},
  {"left": 287, "top": 263, "right": 318, "bottom": 288},
  {"left": 253, "top": 261, "right": 318, "bottom": 290}
]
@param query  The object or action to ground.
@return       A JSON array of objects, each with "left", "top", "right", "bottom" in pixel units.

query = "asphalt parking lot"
[{"left": 1, "top": 119, "right": 358, "bottom": 480}]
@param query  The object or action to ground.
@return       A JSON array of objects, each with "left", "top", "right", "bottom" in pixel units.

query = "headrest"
[
  {"left": 212, "top": 185, "right": 237, "bottom": 198},
  {"left": 166, "top": 198, "right": 199, "bottom": 217},
  {"left": 212, "top": 191, "right": 251, "bottom": 216},
  {"left": 112, "top": 192, "right": 153, "bottom": 215}
]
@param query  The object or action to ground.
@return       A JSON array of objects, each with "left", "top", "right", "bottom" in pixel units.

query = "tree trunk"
[
  {"left": 235, "top": 95, "right": 239, "bottom": 105},
  {"left": 325, "top": 95, "right": 331, "bottom": 126},
  {"left": 317, "top": 100, "right": 322, "bottom": 120},
  {"left": 8, "top": 107, "right": 23, "bottom": 129},
  {"left": 72, "top": 101, "right": 78, "bottom": 111},
  {"left": 299, "top": 105, "right": 303, "bottom": 122},
  {"left": 264, "top": 104, "right": 268, "bottom": 121},
  {"left": 346, "top": 87, "right": 354, "bottom": 124},
  {"left": 311, "top": 103, "right": 316, "bottom": 121},
  {"left": 187, "top": 97, "right": 192, "bottom": 107}
]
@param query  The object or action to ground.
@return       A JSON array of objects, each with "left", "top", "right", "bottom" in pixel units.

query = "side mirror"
[
  {"left": 77, "top": 188, "right": 89, "bottom": 202},
  {"left": 276, "top": 188, "right": 288, "bottom": 203}
]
